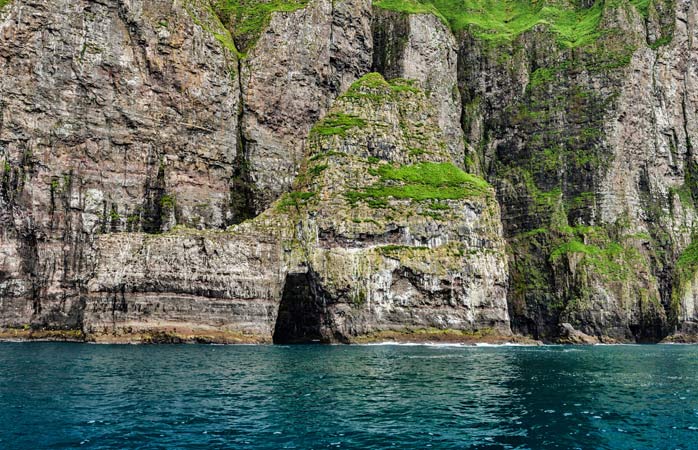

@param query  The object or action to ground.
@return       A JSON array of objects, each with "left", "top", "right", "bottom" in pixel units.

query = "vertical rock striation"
[
  {"left": 371, "top": 9, "right": 466, "bottom": 168},
  {"left": 78, "top": 73, "right": 512, "bottom": 343},
  {"left": 0, "top": 0, "right": 240, "bottom": 333}
]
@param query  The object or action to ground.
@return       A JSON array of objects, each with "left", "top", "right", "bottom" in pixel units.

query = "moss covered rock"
[{"left": 270, "top": 73, "right": 511, "bottom": 342}]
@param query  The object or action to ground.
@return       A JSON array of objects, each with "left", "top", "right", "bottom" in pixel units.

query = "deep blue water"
[{"left": 1, "top": 343, "right": 698, "bottom": 449}]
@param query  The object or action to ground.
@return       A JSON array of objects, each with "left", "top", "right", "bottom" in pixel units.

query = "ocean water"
[{"left": 1, "top": 343, "right": 697, "bottom": 449}]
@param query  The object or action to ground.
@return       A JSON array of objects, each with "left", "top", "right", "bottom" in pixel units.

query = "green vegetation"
[
  {"left": 427, "top": 201, "right": 450, "bottom": 210},
  {"left": 529, "top": 67, "right": 556, "bottom": 89},
  {"left": 672, "top": 238, "right": 698, "bottom": 322},
  {"left": 160, "top": 194, "right": 176, "bottom": 210},
  {"left": 351, "top": 72, "right": 391, "bottom": 90},
  {"left": 127, "top": 214, "right": 140, "bottom": 224},
  {"left": 277, "top": 191, "right": 316, "bottom": 211},
  {"left": 213, "top": 0, "right": 309, "bottom": 53},
  {"left": 649, "top": 35, "right": 673, "bottom": 50},
  {"left": 377, "top": 244, "right": 429, "bottom": 256},
  {"left": 0, "top": 0, "right": 11, "bottom": 10},
  {"left": 311, "top": 113, "right": 366, "bottom": 137},
  {"left": 185, "top": 0, "right": 240, "bottom": 56},
  {"left": 377, "top": 162, "right": 490, "bottom": 190},
  {"left": 342, "top": 73, "right": 422, "bottom": 102},
  {"left": 677, "top": 239, "right": 698, "bottom": 275},
  {"left": 347, "top": 162, "right": 491, "bottom": 206},
  {"left": 408, "top": 148, "right": 427, "bottom": 157},
  {"left": 543, "top": 225, "right": 646, "bottom": 282},
  {"left": 508, "top": 220, "right": 661, "bottom": 334},
  {"left": 375, "top": 0, "right": 608, "bottom": 48},
  {"left": 387, "top": 78, "right": 421, "bottom": 94},
  {"left": 308, "top": 164, "right": 328, "bottom": 177},
  {"left": 374, "top": 0, "right": 656, "bottom": 48},
  {"left": 629, "top": 0, "right": 650, "bottom": 18}
]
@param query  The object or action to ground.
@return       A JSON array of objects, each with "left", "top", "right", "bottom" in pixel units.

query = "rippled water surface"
[{"left": 1, "top": 343, "right": 698, "bottom": 449}]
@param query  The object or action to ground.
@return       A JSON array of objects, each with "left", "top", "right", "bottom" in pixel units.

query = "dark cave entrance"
[{"left": 273, "top": 272, "right": 326, "bottom": 344}]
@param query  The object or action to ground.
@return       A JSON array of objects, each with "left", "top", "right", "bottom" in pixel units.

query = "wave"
[{"left": 359, "top": 341, "right": 538, "bottom": 348}]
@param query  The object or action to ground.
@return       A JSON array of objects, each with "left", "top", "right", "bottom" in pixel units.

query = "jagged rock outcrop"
[
  {"left": 451, "top": 0, "right": 698, "bottom": 342},
  {"left": 275, "top": 74, "right": 510, "bottom": 342},
  {"left": 76, "top": 73, "right": 511, "bottom": 343},
  {"left": 83, "top": 220, "right": 290, "bottom": 343},
  {"left": 558, "top": 323, "right": 600, "bottom": 345},
  {"left": 1, "top": 46, "right": 513, "bottom": 342},
  {"left": 372, "top": 9, "right": 466, "bottom": 167}
]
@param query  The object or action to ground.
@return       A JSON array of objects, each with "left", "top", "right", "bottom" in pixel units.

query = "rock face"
[
  {"left": 239, "top": 0, "right": 373, "bottom": 211},
  {"left": 0, "top": 0, "right": 240, "bottom": 335},
  {"left": 275, "top": 74, "right": 509, "bottom": 343},
  {"left": 2, "top": 0, "right": 698, "bottom": 343},
  {"left": 83, "top": 222, "right": 289, "bottom": 343},
  {"left": 372, "top": 10, "right": 466, "bottom": 167},
  {"left": 454, "top": 0, "right": 698, "bottom": 343},
  {"left": 73, "top": 73, "right": 511, "bottom": 343}
]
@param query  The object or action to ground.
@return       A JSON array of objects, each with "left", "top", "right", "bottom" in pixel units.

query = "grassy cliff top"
[
  {"left": 212, "top": 0, "right": 656, "bottom": 53},
  {"left": 374, "top": 0, "right": 650, "bottom": 48}
]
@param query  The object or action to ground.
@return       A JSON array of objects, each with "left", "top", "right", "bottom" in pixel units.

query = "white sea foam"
[{"left": 359, "top": 341, "right": 538, "bottom": 348}]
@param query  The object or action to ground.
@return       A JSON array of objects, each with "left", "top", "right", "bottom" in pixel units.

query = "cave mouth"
[{"left": 273, "top": 272, "right": 326, "bottom": 344}]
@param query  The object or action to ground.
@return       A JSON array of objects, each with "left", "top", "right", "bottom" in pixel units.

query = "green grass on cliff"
[
  {"left": 311, "top": 113, "right": 367, "bottom": 137},
  {"left": 628, "top": 0, "right": 651, "bottom": 18},
  {"left": 547, "top": 226, "right": 646, "bottom": 282},
  {"left": 677, "top": 240, "right": 698, "bottom": 275},
  {"left": 341, "top": 74, "right": 422, "bottom": 103},
  {"left": 210, "top": 0, "right": 655, "bottom": 53},
  {"left": 377, "top": 162, "right": 490, "bottom": 190},
  {"left": 672, "top": 238, "right": 698, "bottom": 321},
  {"left": 374, "top": 0, "right": 648, "bottom": 48},
  {"left": 212, "top": 0, "right": 309, "bottom": 53},
  {"left": 347, "top": 162, "right": 491, "bottom": 204}
]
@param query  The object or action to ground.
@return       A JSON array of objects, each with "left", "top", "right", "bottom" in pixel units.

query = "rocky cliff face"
[
  {"left": 453, "top": 0, "right": 698, "bottom": 342},
  {"left": 0, "top": 0, "right": 241, "bottom": 336},
  {"left": 1, "top": 0, "right": 698, "bottom": 343},
  {"left": 277, "top": 74, "right": 509, "bottom": 343},
  {"left": 75, "top": 73, "right": 511, "bottom": 344}
]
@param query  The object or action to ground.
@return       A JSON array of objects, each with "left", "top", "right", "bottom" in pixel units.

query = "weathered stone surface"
[
  {"left": 0, "top": 0, "right": 240, "bottom": 331},
  {"left": 372, "top": 9, "right": 466, "bottom": 167},
  {"left": 454, "top": 1, "right": 695, "bottom": 343},
  {"left": 83, "top": 219, "right": 291, "bottom": 343},
  {"left": 3, "top": 0, "right": 698, "bottom": 344},
  {"left": 276, "top": 74, "right": 510, "bottom": 342},
  {"left": 240, "top": 0, "right": 372, "bottom": 211},
  {"left": 76, "top": 73, "right": 510, "bottom": 343},
  {"left": 558, "top": 323, "right": 599, "bottom": 345}
]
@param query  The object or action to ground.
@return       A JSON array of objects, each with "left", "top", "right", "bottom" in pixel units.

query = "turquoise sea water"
[{"left": 1, "top": 343, "right": 697, "bottom": 449}]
